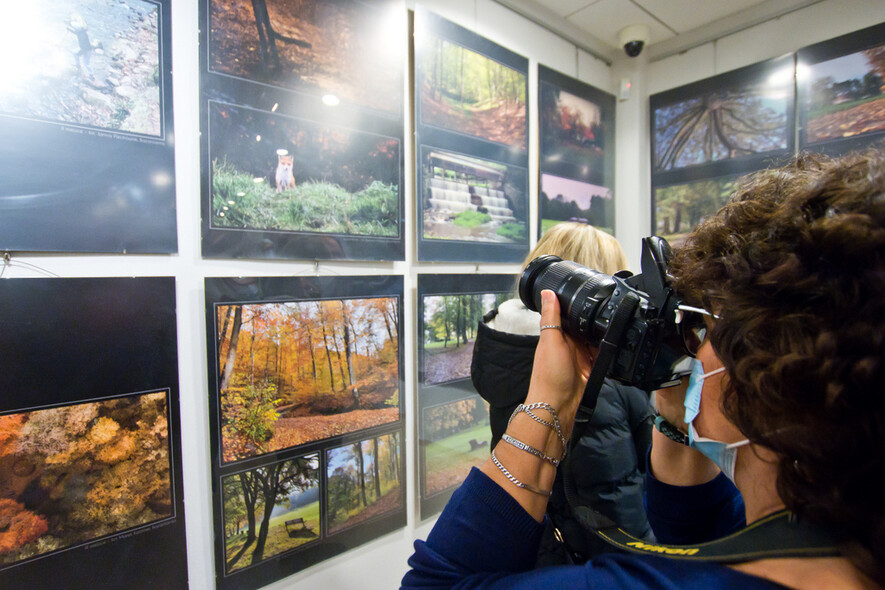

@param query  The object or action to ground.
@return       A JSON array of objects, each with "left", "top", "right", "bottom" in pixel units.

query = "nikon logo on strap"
[{"left": 626, "top": 541, "right": 699, "bottom": 556}]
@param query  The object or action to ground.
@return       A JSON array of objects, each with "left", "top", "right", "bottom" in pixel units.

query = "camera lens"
[{"left": 519, "top": 255, "right": 617, "bottom": 343}]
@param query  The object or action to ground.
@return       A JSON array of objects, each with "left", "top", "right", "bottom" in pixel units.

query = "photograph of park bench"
[
  {"left": 208, "top": 0, "right": 403, "bottom": 116},
  {"left": 420, "top": 147, "right": 528, "bottom": 245},
  {"left": 0, "top": 391, "right": 174, "bottom": 570},
  {"left": 421, "top": 292, "right": 506, "bottom": 386},
  {"left": 0, "top": 0, "right": 164, "bottom": 136},
  {"left": 420, "top": 396, "right": 491, "bottom": 500},
  {"left": 326, "top": 432, "right": 402, "bottom": 534},
  {"left": 797, "top": 23, "right": 885, "bottom": 151},
  {"left": 654, "top": 175, "right": 739, "bottom": 247},
  {"left": 215, "top": 296, "right": 400, "bottom": 464},
  {"left": 208, "top": 101, "right": 400, "bottom": 239},
  {"left": 221, "top": 453, "right": 320, "bottom": 574},
  {"left": 539, "top": 173, "right": 613, "bottom": 237}
]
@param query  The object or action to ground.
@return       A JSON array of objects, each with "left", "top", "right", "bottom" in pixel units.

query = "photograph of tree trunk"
[
  {"left": 326, "top": 432, "right": 402, "bottom": 534},
  {"left": 222, "top": 453, "right": 320, "bottom": 573},
  {"left": 421, "top": 293, "right": 506, "bottom": 386},
  {"left": 0, "top": 391, "right": 173, "bottom": 569},
  {"left": 208, "top": 0, "right": 403, "bottom": 115},
  {"left": 216, "top": 297, "right": 400, "bottom": 463},
  {"left": 421, "top": 396, "right": 490, "bottom": 499},
  {"left": 654, "top": 175, "right": 738, "bottom": 247}
]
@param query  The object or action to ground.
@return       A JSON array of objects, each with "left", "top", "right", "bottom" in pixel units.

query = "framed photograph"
[
  {"left": 205, "top": 275, "right": 405, "bottom": 588},
  {"left": 797, "top": 22, "right": 885, "bottom": 154},
  {"left": 0, "top": 278, "right": 186, "bottom": 589},
  {"left": 415, "top": 8, "right": 529, "bottom": 262},
  {"left": 0, "top": 0, "right": 176, "bottom": 253},
  {"left": 653, "top": 174, "right": 740, "bottom": 248},
  {"left": 200, "top": 0, "right": 405, "bottom": 261},
  {"left": 538, "top": 65, "right": 615, "bottom": 237},
  {"left": 416, "top": 273, "right": 513, "bottom": 518}
]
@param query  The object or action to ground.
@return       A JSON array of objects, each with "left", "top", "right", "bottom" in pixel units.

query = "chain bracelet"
[
  {"left": 501, "top": 434, "right": 560, "bottom": 466},
  {"left": 490, "top": 449, "right": 553, "bottom": 497},
  {"left": 508, "top": 402, "right": 568, "bottom": 460}
]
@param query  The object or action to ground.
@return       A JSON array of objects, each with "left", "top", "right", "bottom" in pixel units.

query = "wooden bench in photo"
[
  {"left": 469, "top": 439, "right": 489, "bottom": 451},
  {"left": 285, "top": 517, "right": 313, "bottom": 538}
]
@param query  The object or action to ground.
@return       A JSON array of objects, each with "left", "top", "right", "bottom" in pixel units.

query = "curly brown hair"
[{"left": 669, "top": 149, "right": 885, "bottom": 580}]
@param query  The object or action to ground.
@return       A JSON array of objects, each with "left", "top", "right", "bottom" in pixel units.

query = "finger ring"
[{"left": 540, "top": 324, "right": 562, "bottom": 332}]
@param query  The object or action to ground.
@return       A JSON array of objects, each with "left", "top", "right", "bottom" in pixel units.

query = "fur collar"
[{"left": 486, "top": 298, "right": 540, "bottom": 336}]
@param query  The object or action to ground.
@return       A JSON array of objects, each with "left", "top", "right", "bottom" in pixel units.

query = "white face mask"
[{"left": 683, "top": 359, "right": 749, "bottom": 482}]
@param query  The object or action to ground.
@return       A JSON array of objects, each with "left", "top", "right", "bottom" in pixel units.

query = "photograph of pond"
[
  {"left": 653, "top": 175, "right": 739, "bottom": 247},
  {"left": 540, "top": 173, "right": 613, "bottom": 237},
  {"left": 420, "top": 396, "right": 490, "bottom": 499},
  {"left": 221, "top": 453, "right": 320, "bottom": 574},
  {"left": 214, "top": 296, "right": 400, "bottom": 464},
  {"left": 208, "top": 101, "right": 400, "bottom": 239},
  {"left": 420, "top": 147, "right": 528, "bottom": 245},
  {"left": 0, "top": 391, "right": 173, "bottom": 570},
  {"left": 208, "top": 0, "right": 403, "bottom": 116},
  {"left": 421, "top": 292, "right": 506, "bottom": 386},
  {"left": 798, "top": 23, "right": 885, "bottom": 151},
  {"left": 326, "top": 432, "right": 402, "bottom": 534}
]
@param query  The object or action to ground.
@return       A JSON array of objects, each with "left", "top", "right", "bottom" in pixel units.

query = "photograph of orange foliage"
[
  {"left": 0, "top": 391, "right": 173, "bottom": 569},
  {"left": 215, "top": 297, "right": 400, "bottom": 463}
]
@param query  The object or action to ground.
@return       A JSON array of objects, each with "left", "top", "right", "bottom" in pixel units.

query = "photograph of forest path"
[
  {"left": 422, "top": 293, "right": 505, "bottom": 385},
  {"left": 0, "top": 392, "right": 173, "bottom": 568},
  {"left": 540, "top": 83, "right": 606, "bottom": 172},
  {"left": 655, "top": 176, "right": 738, "bottom": 247},
  {"left": 222, "top": 454, "right": 320, "bottom": 573},
  {"left": 654, "top": 86, "right": 789, "bottom": 171},
  {"left": 804, "top": 45, "right": 885, "bottom": 143},
  {"left": 422, "top": 398, "right": 490, "bottom": 497},
  {"left": 209, "top": 0, "right": 402, "bottom": 115},
  {"left": 216, "top": 297, "right": 400, "bottom": 463},
  {"left": 0, "top": 0, "right": 162, "bottom": 136},
  {"left": 210, "top": 103, "right": 400, "bottom": 237},
  {"left": 420, "top": 34, "right": 526, "bottom": 149},
  {"left": 326, "top": 433, "right": 402, "bottom": 534}
]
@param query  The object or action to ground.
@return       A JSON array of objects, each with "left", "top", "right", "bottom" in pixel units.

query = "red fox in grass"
[{"left": 275, "top": 153, "right": 295, "bottom": 193}]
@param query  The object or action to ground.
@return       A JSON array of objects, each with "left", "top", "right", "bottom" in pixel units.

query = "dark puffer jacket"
[{"left": 471, "top": 303, "right": 655, "bottom": 563}]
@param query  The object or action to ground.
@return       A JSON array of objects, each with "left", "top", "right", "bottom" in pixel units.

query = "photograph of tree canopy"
[
  {"left": 326, "top": 432, "right": 402, "bottom": 534},
  {"left": 422, "top": 293, "right": 506, "bottom": 386},
  {"left": 0, "top": 0, "right": 163, "bottom": 136},
  {"left": 208, "top": 0, "right": 403, "bottom": 115},
  {"left": 421, "top": 396, "right": 490, "bottom": 499},
  {"left": 540, "top": 173, "right": 613, "bottom": 236},
  {"left": 221, "top": 454, "right": 320, "bottom": 574},
  {"left": 209, "top": 102, "right": 400, "bottom": 239},
  {"left": 540, "top": 83, "right": 605, "bottom": 172},
  {"left": 799, "top": 24, "right": 885, "bottom": 148},
  {"left": 654, "top": 175, "right": 739, "bottom": 247},
  {"left": 215, "top": 297, "right": 400, "bottom": 463},
  {"left": 421, "top": 147, "right": 528, "bottom": 244},
  {"left": 0, "top": 391, "right": 173, "bottom": 569},
  {"left": 652, "top": 62, "right": 792, "bottom": 172}
]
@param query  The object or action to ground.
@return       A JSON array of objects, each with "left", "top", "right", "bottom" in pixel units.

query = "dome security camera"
[{"left": 618, "top": 24, "right": 650, "bottom": 58}]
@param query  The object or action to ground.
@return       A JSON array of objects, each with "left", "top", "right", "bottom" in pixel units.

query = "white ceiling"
[{"left": 494, "top": 0, "right": 825, "bottom": 62}]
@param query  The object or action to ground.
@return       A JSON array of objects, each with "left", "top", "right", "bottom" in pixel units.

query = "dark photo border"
[
  {"left": 797, "top": 22, "right": 885, "bottom": 155},
  {"left": 0, "top": 0, "right": 176, "bottom": 253},
  {"left": 0, "top": 277, "right": 186, "bottom": 589},
  {"left": 414, "top": 8, "right": 530, "bottom": 263},
  {"left": 205, "top": 275, "right": 405, "bottom": 590},
  {"left": 416, "top": 273, "right": 513, "bottom": 518}
]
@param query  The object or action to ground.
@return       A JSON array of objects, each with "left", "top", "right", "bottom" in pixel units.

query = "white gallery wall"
[{"left": 1, "top": 0, "right": 883, "bottom": 589}]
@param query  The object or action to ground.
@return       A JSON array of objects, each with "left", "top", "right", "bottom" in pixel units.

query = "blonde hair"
[{"left": 522, "top": 222, "right": 628, "bottom": 275}]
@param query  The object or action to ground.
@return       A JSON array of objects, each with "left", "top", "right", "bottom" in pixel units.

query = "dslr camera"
[{"left": 519, "top": 236, "right": 703, "bottom": 391}]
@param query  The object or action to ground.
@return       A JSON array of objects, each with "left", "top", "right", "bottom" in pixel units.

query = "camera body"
[{"left": 519, "top": 236, "right": 692, "bottom": 391}]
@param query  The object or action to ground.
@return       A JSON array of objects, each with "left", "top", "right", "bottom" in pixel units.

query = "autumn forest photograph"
[
  {"left": 654, "top": 175, "right": 739, "bottom": 247},
  {"left": 215, "top": 297, "right": 400, "bottom": 463},
  {"left": 421, "top": 397, "right": 490, "bottom": 498},
  {"left": 326, "top": 432, "right": 402, "bottom": 534},
  {"left": 540, "top": 83, "right": 606, "bottom": 174},
  {"left": 0, "top": 392, "right": 173, "bottom": 569},
  {"left": 222, "top": 454, "right": 320, "bottom": 573}
]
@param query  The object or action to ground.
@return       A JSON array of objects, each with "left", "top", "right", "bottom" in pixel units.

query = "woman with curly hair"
[{"left": 402, "top": 149, "right": 885, "bottom": 589}]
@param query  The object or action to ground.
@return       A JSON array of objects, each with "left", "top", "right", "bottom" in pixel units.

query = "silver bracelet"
[
  {"left": 508, "top": 403, "right": 568, "bottom": 459},
  {"left": 490, "top": 449, "right": 552, "bottom": 497},
  {"left": 501, "top": 434, "right": 560, "bottom": 466}
]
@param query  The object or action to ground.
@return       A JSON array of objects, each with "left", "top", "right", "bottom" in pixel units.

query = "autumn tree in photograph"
[
  {"left": 222, "top": 454, "right": 320, "bottom": 572},
  {"left": 422, "top": 397, "right": 490, "bottom": 497},
  {"left": 326, "top": 433, "right": 401, "bottom": 533},
  {"left": 654, "top": 176, "right": 738, "bottom": 246},
  {"left": 217, "top": 297, "right": 400, "bottom": 462},
  {"left": 0, "top": 392, "right": 173, "bottom": 567}
]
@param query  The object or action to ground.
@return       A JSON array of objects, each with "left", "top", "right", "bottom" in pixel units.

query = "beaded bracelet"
[
  {"left": 508, "top": 402, "right": 568, "bottom": 460},
  {"left": 490, "top": 449, "right": 552, "bottom": 497},
  {"left": 501, "top": 433, "right": 560, "bottom": 466}
]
